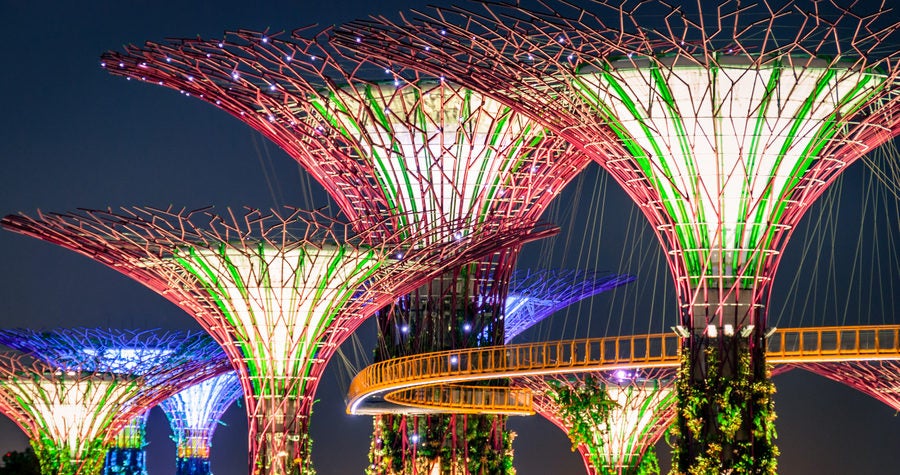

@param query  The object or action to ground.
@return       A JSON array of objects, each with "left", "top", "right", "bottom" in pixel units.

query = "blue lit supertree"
[
  {"left": 503, "top": 269, "right": 635, "bottom": 343},
  {"left": 0, "top": 328, "right": 230, "bottom": 475},
  {"left": 158, "top": 372, "right": 242, "bottom": 475}
]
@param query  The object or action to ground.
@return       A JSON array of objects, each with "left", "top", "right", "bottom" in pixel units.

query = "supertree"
[
  {"left": 335, "top": 0, "right": 900, "bottom": 471},
  {"left": 0, "top": 328, "right": 227, "bottom": 475},
  {"left": 158, "top": 372, "right": 243, "bottom": 475},
  {"left": 517, "top": 369, "right": 676, "bottom": 475},
  {"left": 0, "top": 331, "right": 228, "bottom": 474},
  {"left": 99, "top": 28, "right": 592, "bottom": 473},
  {"left": 364, "top": 268, "right": 633, "bottom": 473},
  {"left": 1, "top": 207, "right": 542, "bottom": 475},
  {"left": 503, "top": 269, "right": 635, "bottom": 344}
]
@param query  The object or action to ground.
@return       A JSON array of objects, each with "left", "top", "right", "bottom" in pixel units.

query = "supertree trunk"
[
  {"left": 103, "top": 412, "right": 149, "bottom": 475},
  {"left": 371, "top": 249, "right": 518, "bottom": 475},
  {"left": 161, "top": 372, "right": 243, "bottom": 475},
  {"left": 250, "top": 397, "right": 310, "bottom": 475}
]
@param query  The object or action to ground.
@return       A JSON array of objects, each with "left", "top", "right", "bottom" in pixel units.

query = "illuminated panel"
[
  {"left": 173, "top": 245, "right": 381, "bottom": 396},
  {"left": 574, "top": 61, "right": 884, "bottom": 284},
  {"left": 312, "top": 83, "right": 547, "bottom": 233}
]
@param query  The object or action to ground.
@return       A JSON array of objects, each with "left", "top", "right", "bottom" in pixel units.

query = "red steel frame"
[
  {"left": 100, "top": 28, "right": 593, "bottom": 474},
  {"left": 800, "top": 361, "right": 900, "bottom": 412},
  {"left": 333, "top": 1, "right": 900, "bottom": 471},
  {"left": 2, "top": 207, "right": 548, "bottom": 475},
  {"left": 0, "top": 349, "right": 226, "bottom": 475}
]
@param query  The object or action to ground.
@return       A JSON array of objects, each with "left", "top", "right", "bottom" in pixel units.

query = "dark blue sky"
[{"left": 1, "top": 1, "right": 899, "bottom": 474}]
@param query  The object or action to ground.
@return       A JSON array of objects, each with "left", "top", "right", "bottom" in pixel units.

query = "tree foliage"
[{"left": 0, "top": 447, "right": 41, "bottom": 475}]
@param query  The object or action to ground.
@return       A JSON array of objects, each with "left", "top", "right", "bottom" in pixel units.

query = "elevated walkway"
[{"left": 348, "top": 324, "right": 900, "bottom": 415}]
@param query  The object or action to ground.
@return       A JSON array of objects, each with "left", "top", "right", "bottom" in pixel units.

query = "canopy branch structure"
[
  {"left": 2, "top": 206, "right": 546, "bottom": 475},
  {"left": 101, "top": 26, "right": 592, "bottom": 474},
  {"left": 160, "top": 372, "right": 243, "bottom": 475},
  {"left": 335, "top": 1, "right": 900, "bottom": 471},
  {"left": 503, "top": 269, "right": 635, "bottom": 344}
]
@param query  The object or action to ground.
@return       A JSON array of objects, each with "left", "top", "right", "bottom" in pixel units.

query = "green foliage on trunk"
[{"left": 670, "top": 347, "right": 778, "bottom": 474}]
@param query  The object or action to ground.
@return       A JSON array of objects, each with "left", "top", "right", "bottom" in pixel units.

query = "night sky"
[{"left": 1, "top": 1, "right": 899, "bottom": 474}]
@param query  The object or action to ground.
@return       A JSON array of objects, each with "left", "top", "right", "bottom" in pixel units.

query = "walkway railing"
[
  {"left": 767, "top": 325, "right": 900, "bottom": 362},
  {"left": 348, "top": 324, "right": 900, "bottom": 415}
]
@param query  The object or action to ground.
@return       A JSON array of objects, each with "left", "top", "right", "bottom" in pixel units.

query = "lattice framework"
[
  {"left": 504, "top": 269, "right": 635, "bottom": 344},
  {"left": 0, "top": 328, "right": 229, "bottom": 475},
  {"left": 2, "top": 207, "right": 545, "bottom": 475},
  {"left": 333, "top": 2, "right": 900, "bottom": 471}
]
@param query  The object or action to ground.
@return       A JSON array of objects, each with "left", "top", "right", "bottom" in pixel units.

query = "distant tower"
[
  {"left": 2, "top": 207, "right": 525, "bottom": 474},
  {"left": 0, "top": 328, "right": 227, "bottom": 475},
  {"left": 100, "top": 29, "right": 589, "bottom": 473},
  {"left": 159, "top": 372, "right": 242, "bottom": 475},
  {"left": 339, "top": 1, "right": 900, "bottom": 470}
]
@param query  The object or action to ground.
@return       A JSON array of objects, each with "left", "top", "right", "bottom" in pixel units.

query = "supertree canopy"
[
  {"left": 800, "top": 361, "right": 900, "bottom": 412},
  {"left": 159, "top": 372, "right": 243, "bottom": 475},
  {"left": 518, "top": 369, "right": 676, "bottom": 475},
  {"left": 100, "top": 28, "right": 589, "bottom": 474},
  {"left": 0, "top": 328, "right": 229, "bottom": 475},
  {"left": 0, "top": 353, "right": 140, "bottom": 475},
  {"left": 1, "top": 207, "right": 543, "bottom": 475},
  {"left": 503, "top": 269, "right": 635, "bottom": 344},
  {"left": 336, "top": 1, "right": 900, "bottom": 471}
]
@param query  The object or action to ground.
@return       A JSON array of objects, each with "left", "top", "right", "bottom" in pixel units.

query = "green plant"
[
  {"left": 671, "top": 346, "right": 778, "bottom": 474},
  {"left": 548, "top": 376, "right": 660, "bottom": 475}
]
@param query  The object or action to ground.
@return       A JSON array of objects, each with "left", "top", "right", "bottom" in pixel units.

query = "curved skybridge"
[{"left": 348, "top": 324, "right": 900, "bottom": 415}]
